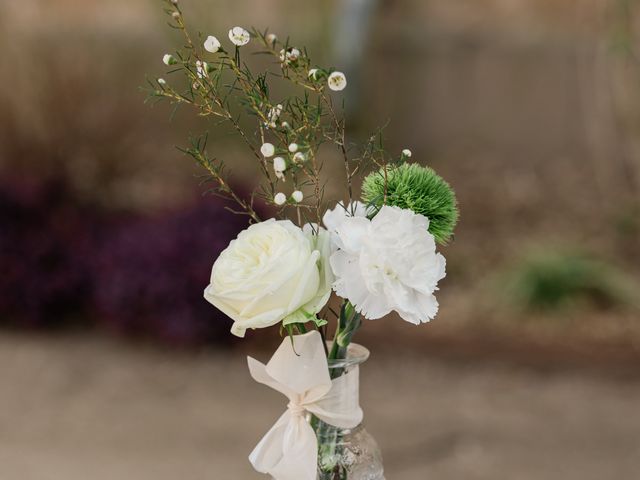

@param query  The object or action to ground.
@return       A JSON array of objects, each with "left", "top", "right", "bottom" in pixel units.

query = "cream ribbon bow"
[{"left": 247, "top": 331, "right": 363, "bottom": 480}]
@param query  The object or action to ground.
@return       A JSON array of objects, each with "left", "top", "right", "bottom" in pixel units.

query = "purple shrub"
[
  {"left": 0, "top": 177, "right": 98, "bottom": 327},
  {"left": 92, "top": 199, "right": 250, "bottom": 346}
]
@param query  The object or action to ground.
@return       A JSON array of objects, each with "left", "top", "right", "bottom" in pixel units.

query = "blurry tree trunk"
[
  {"left": 576, "top": 0, "right": 640, "bottom": 206},
  {"left": 332, "top": 0, "right": 380, "bottom": 114}
]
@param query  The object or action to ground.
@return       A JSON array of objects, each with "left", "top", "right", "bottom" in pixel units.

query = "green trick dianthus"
[{"left": 361, "top": 163, "right": 459, "bottom": 245}]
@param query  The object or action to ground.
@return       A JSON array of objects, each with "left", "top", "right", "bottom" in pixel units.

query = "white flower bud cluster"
[
  {"left": 267, "top": 104, "right": 283, "bottom": 128},
  {"left": 279, "top": 48, "right": 301, "bottom": 65},
  {"left": 195, "top": 60, "right": 209, "bottom": 79}
]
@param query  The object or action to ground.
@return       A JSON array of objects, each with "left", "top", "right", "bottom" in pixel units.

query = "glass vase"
[{"left": 313, "top": 343, "right": 385, "bottom": 480}]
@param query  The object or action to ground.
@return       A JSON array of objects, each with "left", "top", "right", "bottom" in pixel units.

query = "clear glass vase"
[{"left": 313, "top": 343, "right": 385, "bottom": 480}]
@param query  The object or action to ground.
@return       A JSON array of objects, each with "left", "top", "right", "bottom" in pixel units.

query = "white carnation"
[
  {"left": 204, "top": 220, "right": 334, "bottom": 337},
  {"left": 323, "top": 204, "right": 446, "bottom": 324}
]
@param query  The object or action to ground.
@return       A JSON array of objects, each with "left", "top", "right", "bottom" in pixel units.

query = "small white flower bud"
[
  {"left": 171, "top": 11, "right": 181, "bottom": 20},
  {"left": 273, "top": 156, "right": 286, "bottom": 173},
  {"left": 260, "top": 143, "right": 275, "bottom": 158},
  {"left": 229, "top": 26, "right": 250, "bottom": 46},
  {"left": 328, "top": 71, "right": 347, "bottom": 91},
  {"left": 171, "top": 0, "right": 179, "bottom": 5},
  {"left": 204, "top": 35, "right": 221, "bottom": 53},
  {"left": 281, "top": 121, "right": 290, "bottom": 129},
  {"left": 402, "top": 149, "right": 412, "bottom": 158},
  {"left": 293, "top": 152, "right": 306, "bottom": 163},
  {"left": 308, "top": 68, "right": 319, "bottom": 80},
  {"left": 266, "top": 33, "right": 277, "bottom": 45},
  {"left": 274, "top": 192, "right": 287, "bottom": 205},
  {"left": 291, "top": 190, "right": 304, "bottom": 203},
  {"left": 157, "top": 78, "right": 167, "bottom": 86},
  {"left": 288, "top": 143, "right": 298, "bottom": 153},
  {"left": 163, "top": 54, "right": 177, "bottom": 66}
]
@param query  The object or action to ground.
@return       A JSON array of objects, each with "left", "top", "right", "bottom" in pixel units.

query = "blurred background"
[{"left": 1, "top": 0, "right": 640, "bottom": 478}]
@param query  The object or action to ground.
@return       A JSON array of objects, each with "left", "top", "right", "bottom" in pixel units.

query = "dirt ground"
[{"left": 1, "top": 331, "right": 639, "bottom": 480}]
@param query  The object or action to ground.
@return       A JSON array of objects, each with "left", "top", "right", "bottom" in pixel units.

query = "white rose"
[
  {"left": 323, "top": 205, "right": 446, "bottom": 324},
  {"left": 204, "top": 219, "right": 334, "bottom": 337}
]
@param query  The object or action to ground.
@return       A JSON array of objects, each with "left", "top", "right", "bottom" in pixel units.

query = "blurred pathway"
[{"left": 1, "top": 332, "right": 639, "bottom": 480}]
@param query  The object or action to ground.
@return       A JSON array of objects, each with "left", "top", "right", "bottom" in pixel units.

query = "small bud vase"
[{"left": 313, "top": 343, "right": 385, "bottom": 480}]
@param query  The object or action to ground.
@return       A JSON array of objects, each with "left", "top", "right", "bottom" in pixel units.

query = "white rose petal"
[
  {"left": 260, "top": 143, "right": 275, "bottom": 158},
  {"left": 204, "top": 219, "right": 334, "bottom": 337},
  {"left": 204, "top": 35, "right": 221, "bottom": 53},
  {"left": 266, "top": 104, "right": 283, "bottom": 128},
  {"left": 324, "top": 204, "right": 446, "bottom": 324},
  {"left": 328, "top": 71, "right": 347, "bottom": 91},
  {"left": 274, "top": 192, "right": 287, "bottom": 205},
  {"left": 229, "top": 26, "right": 250, "bottom": 46},
  {"left": 288, "top": 143, "right": 298, "bottom": 153},
  {"left": 292, "top": 190, "right": 304, "bottom": 203}
]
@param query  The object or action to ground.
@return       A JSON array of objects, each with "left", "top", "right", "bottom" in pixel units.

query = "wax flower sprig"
[{"left": 148, "top": 0, "right": 458, "bottom": 343}]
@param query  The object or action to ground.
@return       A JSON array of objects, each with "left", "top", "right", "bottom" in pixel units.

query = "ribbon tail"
[
  {"left": 249, "top": 411, "right": 318, "bottom": 480},
  {"left": 249, "top": 411, "right": 291, "bottom": 474}
]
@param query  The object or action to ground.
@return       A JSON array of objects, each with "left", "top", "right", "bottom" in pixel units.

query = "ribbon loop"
[{"left": 247, "top": 331, "right": 363, "bottom": 480}]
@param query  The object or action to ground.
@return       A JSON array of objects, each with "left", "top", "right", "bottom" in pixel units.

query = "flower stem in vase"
[{"left": 315, "top": 301, "right": 361, "bottom": 479}]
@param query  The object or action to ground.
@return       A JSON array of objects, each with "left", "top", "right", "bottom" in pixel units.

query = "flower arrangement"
[{"left": 148, "top": 1, "right": 458, "bottom": 479}]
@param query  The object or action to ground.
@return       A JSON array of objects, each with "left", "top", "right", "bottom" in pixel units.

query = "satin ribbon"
[{"left": 247, "top": 331, "right": 363, "bottom": 480}]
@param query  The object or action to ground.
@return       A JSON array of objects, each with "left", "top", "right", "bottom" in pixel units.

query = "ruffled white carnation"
[{"left": 323, "top": 204, "right": 446, "bottom": 324}]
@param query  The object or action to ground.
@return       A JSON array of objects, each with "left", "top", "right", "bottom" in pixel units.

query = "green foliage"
[
  {"left": 507, "top": 252, "right": 638, "bottom": 312},
  {"left": 361, "top": 163, "right": 459, "bottom": 245}
]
